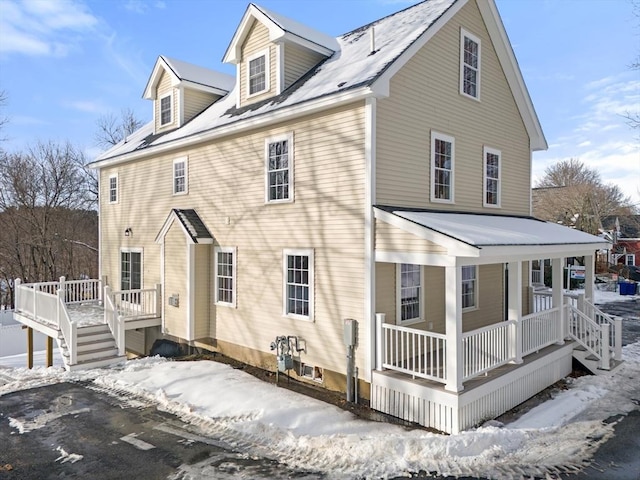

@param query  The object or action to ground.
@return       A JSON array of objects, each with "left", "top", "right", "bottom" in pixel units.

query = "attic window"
[
  {"left": 160, "top": 94, "right": 172, "bottom": 126},
  {"left": 247, "top": 48, "right": 269, "bottom": 96},
  {"left": 460, "top": 29, "right": 481, "bottom": 100}
]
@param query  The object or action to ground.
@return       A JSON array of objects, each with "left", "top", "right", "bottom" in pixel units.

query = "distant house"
[
  {"left": 602, "top": 215, "right": 640, "bottom": 267},
  {"left": 13, "top": 0, "right": 620, "bottom": 434}
]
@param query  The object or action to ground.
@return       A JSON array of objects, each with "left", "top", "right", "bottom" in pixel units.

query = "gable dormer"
[
  {"left": 143, "top": 56, "right": 235, "bottom": 134},
  {"left": 223, "top": 3, "right": 339, "bottom": 108}
]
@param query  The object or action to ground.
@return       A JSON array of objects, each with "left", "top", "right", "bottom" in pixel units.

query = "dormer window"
[
  {"left": 160, "top": 94, "right": 172, "bottom": 125},
  {"left": 247, "top": 49, "right": 269, "bottom": 96}
]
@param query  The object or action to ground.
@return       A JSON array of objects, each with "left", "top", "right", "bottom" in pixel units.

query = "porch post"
[
  {"left": 46, "top": 336, "right": 53, "bottom": 367},
  {"left": 507, "top": 261, "right": 523, "bottom": 363},
  {"left": 552, "top": 257, "right": 565, "bottom": 340},
  {"left": 155, "top": 283, "right": 162, "bottom": 318},
  {"left": 59, "top": 276, "right": 66, "bottom": 300},
  {"left": 375, "top": 313, "right": 385, "bottom": 370},
  {"left": 584, "top": 254, "right": 595, "bottom": 301},
  {"left": 444, "top": 265, "right": 463, "bottom": 393},
  {"left": 27, "top": 327, "right": 33, "bottom": 369}
]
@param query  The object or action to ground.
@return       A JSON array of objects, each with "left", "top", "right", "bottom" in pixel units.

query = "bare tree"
[
  {"left": 0, "top": 90, "right": 8, "bottom": 143},
  {"left": 0, "top": 140, "right": 98, "bottom": 303},
  {"left": 94, "top": 108, "right": 143, "bottom": 148},
  {"left": 533, "top": 159, "right": 635, "bottom": 234}
]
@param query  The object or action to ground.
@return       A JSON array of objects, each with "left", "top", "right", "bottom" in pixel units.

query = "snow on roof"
[
  {"left": 173, "top": 209, "right": 213, "bottom": 243},
  {"left": 161, "top": 55, "right": 235, "bottom": 92},
  {"left": 390, "top": 209, "right": 609, "bottom": 247},
  {"left": 253, "top": 3, "right": 340, "bottom": 52},
  {"left": 93, "top": 0, "right": 456, "bottom": 164}
]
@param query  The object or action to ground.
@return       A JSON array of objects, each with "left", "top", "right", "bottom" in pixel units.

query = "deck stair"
[{"left": 58, "top": 324, "right": 126, "bottom": 371}]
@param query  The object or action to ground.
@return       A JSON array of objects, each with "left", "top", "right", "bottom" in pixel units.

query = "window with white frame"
[
  {"left": 121, "top": 248, "right": 142, "bottom": 303},
  {"left": 215, "top": 247, "right": 236, "bottom": 306},
  {"left": 462, "top": 265, "right": 477, "bottom": 310},
  {"left": 626, "top": 254, "right": 635, "bottom": 266},
  {"left": 173, "top": 157, "right": 188, "bottom": 195},
  {"left": 397, "top": 264, "right": 422, "bottom": 324},
  {"left": 160, "top": 94, "right": 172, "bottom": 126},
  {"left": 483, "top": 147, "right": 501, "bottom": 207},
  {"left": 283, "top": 249, "right": 313, "bottom": 320},
  {"left": 109, "top": 174, "right": 118, "bottom": 204},
  {"left": 460, "top": 29, "right": 481, "bottom": 99},
  {"left": 247, "top": 49, "right": 269, "bottom": 96},
  {"left": 431, "top": 131, "right": 454, "bottom": 203},
  {"left": 266, "top": 133, "right": 293, "bottom": 203}
]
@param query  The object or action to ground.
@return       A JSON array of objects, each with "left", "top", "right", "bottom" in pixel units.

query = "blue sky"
[{"left": 1, "top": 0, "right": 638, "bottom": 206}]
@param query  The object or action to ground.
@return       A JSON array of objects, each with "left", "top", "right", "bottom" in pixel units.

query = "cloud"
[
  {"left": 0, "top": 0, "right": 98, "bottom": 57},
  {"left": 63, "top": 100, "right": 107, "bottom": 114},
  {"left": 124, "top": 0, "right": 166, "bottom": 14}
]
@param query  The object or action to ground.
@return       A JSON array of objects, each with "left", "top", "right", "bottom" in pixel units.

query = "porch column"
[
  {"left": 584, "top": 253, "right": 595, "bottom": 301},
  {"left": 552, "top": 258, "right": 566, "bottom": 342},
  {"left": 444, "top": 265, "right": 463, "bottom": 393},
  {"left": 507, "top": 261, "right": 523, "bottom": 363}
]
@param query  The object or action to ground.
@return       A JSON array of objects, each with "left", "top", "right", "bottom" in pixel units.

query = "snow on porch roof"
[{"left": 378, "top": 207, "right": 610, "bottom": 248}]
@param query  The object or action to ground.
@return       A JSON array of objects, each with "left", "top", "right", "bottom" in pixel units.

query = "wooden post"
[
  {"left": 46, "top": 336, "right": 53, "bottom": 367},
  {"left": 155, "top": 283, "right": 162, "bottom": 318},
  {"left": 27, "top": 327, "right": 33, "bottom": 369},
  {"left": 444, "top": 265, "right": 463, "bottom": 393},
  {"left": 375, "top": 313, "right": 385, "bottom": 371},
  {"left": 507, "top": 261, "right": 523, "bottom": 364},
  {"left": 584, "top": 254, "right": 595, "bottom": 302}
]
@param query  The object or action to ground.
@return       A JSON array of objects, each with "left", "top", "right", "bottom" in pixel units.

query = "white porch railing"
[
  {"left": 462, "top": 320, "right": 514, "bottom": 381},
  {"left": 110, "top": 287, "right": 160, "bottom": 319},
  {"left": 61, "top": 278, "right": 103, "bottom": 304},
  {"left": 521, "top": 307, "right": 562, "bottom": 357},
  {"left": 104, "top": 286, "right": 125, "bottom": 356},
  {"left": 566, "top": 304, "right": 612, "bottom": 370}
]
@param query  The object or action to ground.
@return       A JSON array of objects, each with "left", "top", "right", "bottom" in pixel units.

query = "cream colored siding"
[
  {"left": 193, "top": 244, "right": 211, "bottom": 339},
  {"left": 425, "top": 266, "right": 446, "bottom": 333},
  {"left": 283, "top": 43, "right": 325, "bottom": 89},
  {"left": 99, "top": 102, "right": 366, "bottom": 376},
  {"left": 462, "top": 263, "right": 504, "bottom": 332},
  {"left": 376, "top": 0, "right": 530, "bottom": 215},
  {"left": 240, "top": 20, "right": 276, "bottom": 106},
  {"left": 375, "top": 263, "right": 396, "bottom": 324},
  {"left": 155, "top": 71, "right": 178, "bottom": 133},
  {"left": 375, "top": 219, "right": 446, "bottom": 254},
  {"left": 163, "top": 225, "right": 187, "bottom": 338},
  {"left": 183, "top": 90, "right": 217, "bottom": 124}
]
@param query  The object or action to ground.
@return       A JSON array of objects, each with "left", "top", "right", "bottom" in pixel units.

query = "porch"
[
  {"left": 12, "top": 277, "right": 161, "bottom": 370},
  {"left": 371, "top": 207, "right": 618, "bottom": 433}
]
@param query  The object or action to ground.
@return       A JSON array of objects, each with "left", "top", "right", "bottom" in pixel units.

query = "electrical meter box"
[
  {"left": 343, "top": 318, "right": 357, "bottom": 347},
  {"left": 277, "top": 354, "right": 293, "bottom": 372}
]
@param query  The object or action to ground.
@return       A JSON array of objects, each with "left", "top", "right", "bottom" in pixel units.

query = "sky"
[
  {"left": 1, "top": 289, "right": 639, "bottom": 479},
  {"left": 0, "top": 0, "right": 638, "bottom": 206}
]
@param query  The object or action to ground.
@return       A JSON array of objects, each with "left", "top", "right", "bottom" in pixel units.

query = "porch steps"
[
  {"left": 572, "top": 346, "right": 623, "bottom": 376},
  {"left": 58, "top": 324, "right": 126, "bottom": 371}
]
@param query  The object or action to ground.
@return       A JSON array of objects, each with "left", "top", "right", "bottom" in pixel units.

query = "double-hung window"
[
  {"left": 397, "top": 264, "right": 422, "bottom": 324},
  {"left": 215, "top": 247, "right": 236, "bottom": 307},
  {"left": 483, "top": 147, "right": 501, "bottom": 207},
  {"left": 460, "top": 29, "right": 481, "bottom": 99},
  {"left": 248, "top": 49, "right": 269, "bottom": 96},
  {"left": 431, "top": 131, "right": 454, "bottom": 203},
  {"left": 462, "top": 265, "right": 477, "bottom": 310},
  {"left": 283, "top": 249, "right": 313, "bottom": 320},
  {"left": 109, "top": 173, "right": 118, "bottom": 204},
  {"left": 173, "top": 157, "right": 188, "bottom": 195},
  {"left": 160, "top": 94, "right": 172, "bottom": 126},
  {"left": 266, "top": 133, "right": 293, "bottom": 203}
]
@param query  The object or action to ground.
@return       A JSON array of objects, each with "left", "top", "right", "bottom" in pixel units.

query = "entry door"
[{"left": 121, "top": 250, "right": 142, "bottom": 303}]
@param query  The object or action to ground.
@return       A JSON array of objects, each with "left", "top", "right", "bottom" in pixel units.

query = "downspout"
[{"left": 364, "top": 97, "right": 377, "bottom": 386}]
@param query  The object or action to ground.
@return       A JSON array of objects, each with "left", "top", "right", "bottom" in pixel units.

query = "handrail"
[
  {"left": 56, "top": 290, "right": 77, "bottom": 364},
  {"left": 104, "top": 286, "right": 125, "bottom": 356},
  {"left": 110, "top": 287, "right": 159, "bottom": 319},
  {"left": 566, "top": 304, "right": 610, "bottom": 370},
  {"left": 380, "top": 322, "right": 447, "bottom": 383},
  {"left": 520, "top": 307, "right": 561, "bottom": 356},
  {"left": 462, "top": 320, "right": 514, "bottom": 381}
]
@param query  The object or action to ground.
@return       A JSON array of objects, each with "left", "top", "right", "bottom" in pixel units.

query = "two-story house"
[{"left": 15, "top": 0, "right": 618, "bottom": 434}]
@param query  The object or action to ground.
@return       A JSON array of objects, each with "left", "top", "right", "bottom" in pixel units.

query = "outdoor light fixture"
[{"left": 124, "top": 227, "right": 132, "bottom": 237}]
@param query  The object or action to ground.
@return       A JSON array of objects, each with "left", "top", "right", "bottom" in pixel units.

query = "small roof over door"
[{"left": 155, "top": 209, "right": 214, "bottom": 244}]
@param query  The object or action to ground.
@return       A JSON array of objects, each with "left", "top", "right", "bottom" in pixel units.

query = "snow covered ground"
[{"left": 0, "top": 289, "right": 638, "bottom": 479}]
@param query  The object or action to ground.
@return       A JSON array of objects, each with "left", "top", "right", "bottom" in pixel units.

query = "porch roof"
[{"left": 374, "top": 206, "right": 610, "bottom": 263}]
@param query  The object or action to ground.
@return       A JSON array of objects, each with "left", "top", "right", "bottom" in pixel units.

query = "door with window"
[{"left": 121, "top": 250, "right": 142, "bottom": 304}]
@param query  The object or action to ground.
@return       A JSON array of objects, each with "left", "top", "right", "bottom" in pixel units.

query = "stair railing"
[
  {"left": 566, "top": 303, "right": 610, "bottom": 370},
  {"left": 56, "top": 289, "right": 77, "bottom": 365},
  {"left": 104, "top": 286, "right": 125, "bottom": 356}
]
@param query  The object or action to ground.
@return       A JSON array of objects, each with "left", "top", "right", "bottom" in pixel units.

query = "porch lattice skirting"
[{"left": 371, "top": 343, "right": 573, "bottom": 434}]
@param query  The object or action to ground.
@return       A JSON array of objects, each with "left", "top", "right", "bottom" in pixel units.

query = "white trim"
[
  {"left": 625, "top": 254, "right": 635, "bottom": 266},
  {"left": 276, "top": 43, "right": 284, "bottom": 94},
  {"left": 178, "top": 85, "right": 184, "bottom": 126},
  {"left": 246, "top": 48, "right": 270, "bottom": 98},
  {"left": 364, "top": 97, "right": 376, "bottom": 383},
  {"left": 235, "top": 63, "right": 241, "bottom": 109},
  {"left": 482, "top": 146, "right": 501, "bottom": 208},
  {"left": 265, "top": 132, "right": 294, "bottom": 204},
  {"left": 160, "top": 239, "right": 166, "bottom": 334},
  {"left": 430, "top": 131, "right": 455, "bottom": 204},
  {"left": 172, "top": 156, "right": 189, "bottom": 195},
  {"left": 214, "top": 246, "right": 237, "bottom": 308},
  {"left": 375, "top": 250, "right": 456, "bottom": 267},
  {"left": 159, "top": 92, "right": 174, "bottom": 127},
  {"left": 108, "top": 173, "right": 118, "bottom": 204},
  {"left": 396, "top": 263, "right": 424, "bottom": 326},
  {"left": 459, "top": 28, "right": 481, "bottom": 101},
  {"left": 187, "top": 243, "right": 195, "bottom": 341},
  {"left": 98, "top": 173, "right": 103, "bottom": 285},
  {"left": 282, "top": 248, "right": 314, "bottom": 321}
]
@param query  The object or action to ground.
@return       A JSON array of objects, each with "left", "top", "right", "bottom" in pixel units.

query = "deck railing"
[
  {"left": 462, "top": 320, "right": 514, "bottom": 381},
  {"left": 110, "top": 286, "right": 160, "bottom": 319},
  {"left": 104, "top": 287, "right": 125, "bottom": 356},
  {"left": 61, "top": 278, "right": 102, "bottom": 304},
  {"left": 520, "top": 307, "right": 562, "bottom": 357},
  {"left": 566, "top": 303, "right": 610, "bottom": 369}
]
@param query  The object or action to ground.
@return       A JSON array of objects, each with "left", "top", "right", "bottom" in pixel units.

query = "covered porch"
[{"left": 371, "top": 207, "right": 619, "bottom": 433}]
